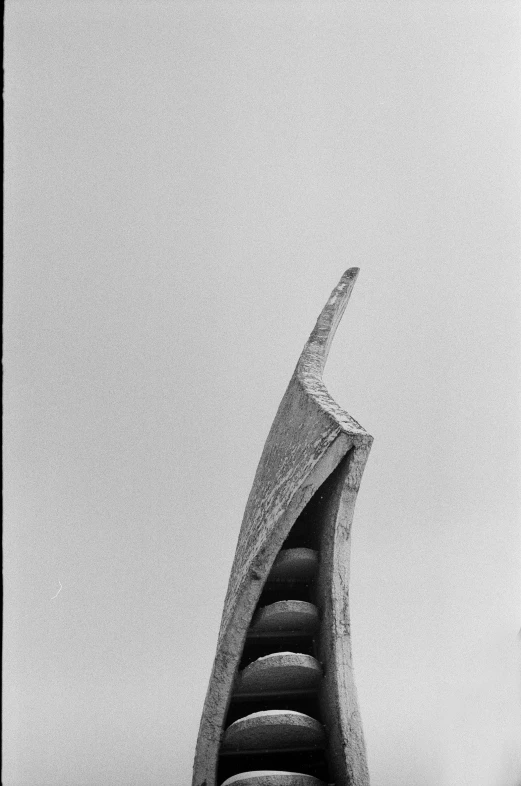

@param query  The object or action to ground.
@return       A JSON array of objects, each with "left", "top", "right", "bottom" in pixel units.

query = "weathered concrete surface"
[
  {"left": 315, "top": 452, "right": 372, "bottom": 785},
  {"left": 221, "top": 710, "right": 325, "bottom": 751},
  {"left": 235, "top": 652, "right": 322, "bottom": 695},
  {"left": 192, "top": 269, "right": 372, "bottom": 786}
]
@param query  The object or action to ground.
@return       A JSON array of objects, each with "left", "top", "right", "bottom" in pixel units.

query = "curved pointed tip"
[
  {"left": 298, "top": 268, "right": 360, "bottom": 378},
  {"left": 295, "top": 268, "right": 370, "bottom": 438},
  {"left": 339, "top": 267, "right": 360, "bottom": 283},
  {"left": 332, "top": 268, "right": 359, "bottom": 293}
]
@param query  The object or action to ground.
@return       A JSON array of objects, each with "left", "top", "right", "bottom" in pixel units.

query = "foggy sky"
[{"left": 4, "top": 2, "right": 520, "bottom": 785}]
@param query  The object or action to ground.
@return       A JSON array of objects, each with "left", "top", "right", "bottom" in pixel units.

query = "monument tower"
[{"left": 193, "top": 270, "right": 372, "bottom": 786}]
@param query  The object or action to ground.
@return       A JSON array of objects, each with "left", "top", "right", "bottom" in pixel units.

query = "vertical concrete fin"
[{"left": 192, "top": 272, "right": 372, "bottom": 786}]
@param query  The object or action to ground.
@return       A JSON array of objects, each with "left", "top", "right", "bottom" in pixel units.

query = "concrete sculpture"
[{"left": 193, "top": 270, "right": 373, "bottom": 786}]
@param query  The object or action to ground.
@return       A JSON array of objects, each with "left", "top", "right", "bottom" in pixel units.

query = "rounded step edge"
[
  {"left": 221, "top": 772, "right": 326, "bottom": 786},
  {"left": 268, "top": 548, "right": 319, "bottom": 582},
  {"left": 248, "top": 601, "right": 319, "bottom": 637},
  {"left": 221, "top": 709, "right": 326, "bottom": 752},
  {"left": 234, "top": 652, "right": 322, "bottom": 695}
]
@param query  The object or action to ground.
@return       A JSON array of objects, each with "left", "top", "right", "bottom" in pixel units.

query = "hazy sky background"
[{"left": 4, "top": 2, "right": 521, "bottom": 785}]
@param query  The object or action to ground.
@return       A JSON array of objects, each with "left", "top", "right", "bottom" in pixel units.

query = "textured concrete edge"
[{"left": 316, "top": 443, "right": 372, "bottom": 785}]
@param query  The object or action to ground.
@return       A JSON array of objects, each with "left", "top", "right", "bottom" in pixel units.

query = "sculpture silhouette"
[{"left": 193, "top": 270, "right": 373, "bottom": 786}]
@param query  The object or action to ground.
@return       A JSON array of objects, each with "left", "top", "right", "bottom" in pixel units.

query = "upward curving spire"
[
  {"left": 298, "top": 268, "right": 359, "bottom": 378},
  {"left": 193, "top": 271, "right": 373, "bottom": 786},
  {"left": 296, "top": 268, "right": 368, "bottom": 438}
]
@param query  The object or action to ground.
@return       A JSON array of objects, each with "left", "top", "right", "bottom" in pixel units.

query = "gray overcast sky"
[{"left": 4, "top": 2, "right": 521, "bottom": 785}]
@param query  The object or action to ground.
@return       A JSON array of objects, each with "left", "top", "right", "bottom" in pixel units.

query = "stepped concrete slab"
[
  {"left": 220, "top": 772, "right": 325, "bottom": 786},
  {"left": 221, "top": 710, "right": 325, "bottom": 752},
  {"left": 268, "top": 549, "right": 319, "bottom": 582},
  {"left": 248, "top": 601, "right": 319, "bottom": 637},
  {"left": 235, "top": 652, "right": 322, "bottom": 695}
]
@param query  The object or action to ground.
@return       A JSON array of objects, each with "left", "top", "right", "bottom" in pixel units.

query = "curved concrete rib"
[{"left": 193, "top": 270, "right": 373, "bottom": 786}]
